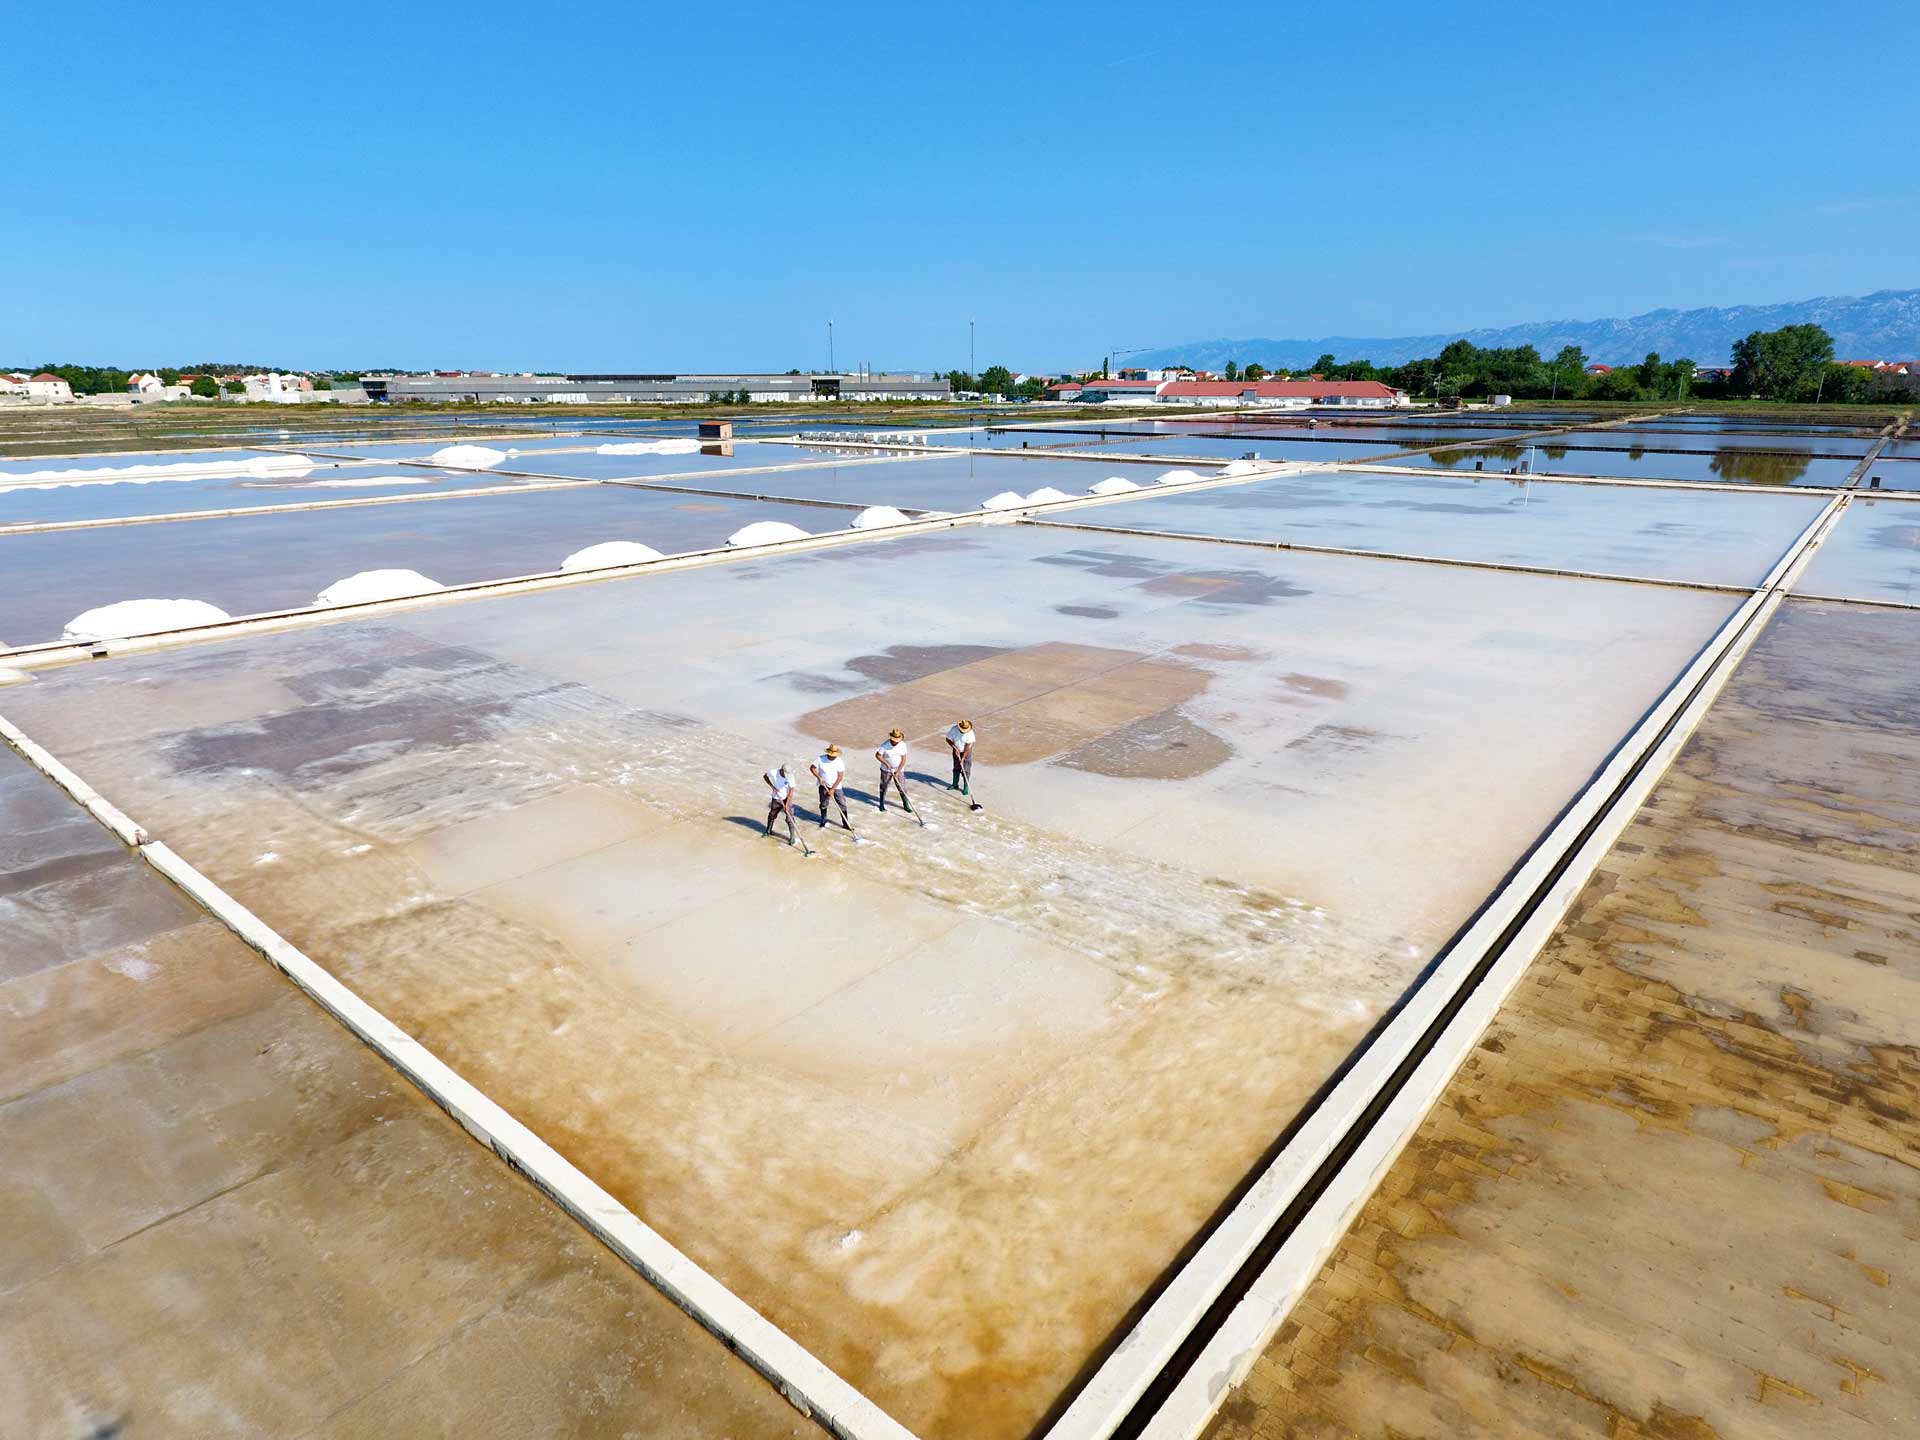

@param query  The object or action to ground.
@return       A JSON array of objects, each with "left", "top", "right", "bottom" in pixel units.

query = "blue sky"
[{"left": 4, "top": 3, "right": 1914, "bottom": 372}]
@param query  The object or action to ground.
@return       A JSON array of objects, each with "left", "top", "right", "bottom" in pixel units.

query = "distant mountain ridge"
[{"left": 1133, "top": 288, "right": 1920, "bottom": 371}]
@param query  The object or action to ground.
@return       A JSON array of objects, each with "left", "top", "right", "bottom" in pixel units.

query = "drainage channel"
[{"left": 1039, "top": 491, "right": 1853, "bottom": 1440}]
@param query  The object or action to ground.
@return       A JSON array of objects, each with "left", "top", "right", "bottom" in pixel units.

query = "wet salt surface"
[
  {"left": 1382, "top": 441, "right": 1860, "bottom": 486},
  {"left": 1795, "top": 496, "right": 1920, "bottom": 604},
  {"left": 1052, "top": 435, "right": 1391, "bottom": 463},
  {"left": 0, "top": 464, "right": 536, "bottom": 526},
  {"left": 1065, "top": 469, "right": 1823, "bottom": 586},
  {"left": 474, "top": 440, "right": 939, "bottom": 482},
  {"left": 648, "top": 452, "right": 1199, "bottom": 510},
  {"left": 1545, "top": 427, "right": 1880, "bottom": 456},
  {"left": 0, "top": 487, "right": 835, "bottom": 645},
  {"left": 1, "top": 525, "right": 1737, "bottom": 1438}
]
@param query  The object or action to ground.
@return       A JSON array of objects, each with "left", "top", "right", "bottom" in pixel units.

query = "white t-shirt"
[
  {"left": 947, "top": 724, "right": 974, "bottom": 753},
  {"left": 813, "top": 755, "right": 846, "bottom": 787},
  {"left": 766, "top": 769, "right": 794, "bottom": 800},
  {"left": 878, "top": 739, "right": 908, "bottom": 771}
]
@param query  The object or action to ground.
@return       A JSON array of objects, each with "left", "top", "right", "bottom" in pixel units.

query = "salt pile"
[
  {"left": 981, "top": 490, "right": 1027, "bottom": 511},
  {"left": 1023, "top": 486, "right": 1074, "bottom": 504},
  {"left": 595, "top": 439, "right": 701, "bottom": 456},
  {"left": 2, "top": 453, "right": 317, "bottom": 489},
  {"left": 1088, "top": 476, "right": 1142, "bottom": 495},
  {"left": 561, "top": 541, "right": 665, "bottom": 571},
  {"left": 850, "top": 506, "right": 912, "bottom": 530},
  {"left": 428, "top": 444, "right": 509, "bottom": 470},
  {"left": 1156, "top": 468, "right": 1205, "bottom": 486},
  {"left": 727, "top": 521, "right": 810, "bottom": 547},
  {"left": 313, "top": 569, "right": 446, "bottom": 607},
  {"left": 63, "top": 598, "right": 230, "bottom": 641},
  {"left": 1221, "top": 459, "right": 1260, "bottom": 476}
]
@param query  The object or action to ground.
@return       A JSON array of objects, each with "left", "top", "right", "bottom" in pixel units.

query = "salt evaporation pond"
[
  {"left": 1795, "top": 496, "right": 1920, "bottom": 604},
  {"left": 0, "top": 521, "right": 1738, "bottom": 1438},
  {"left": 1380, "top": 440, "right": 1861, "bottom": 486},
  {"left": 649, "top": 452, "right": 1208, "bottom": 512}
]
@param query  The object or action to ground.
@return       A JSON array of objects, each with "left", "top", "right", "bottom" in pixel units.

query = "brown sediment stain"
[
  {"left": 797, "top": 640, "right": 1211, "bottom": 767},
  {"left": 1173, "top": 642, "right": 1264, "bottom": 662},
  {"left": 1136, "top": 568, "right": 1310, "bottom": 606},
  {"left": 1202, "top": 601, "right": 1920, "bottom": 1440},
  {"left": 1056, "top": 604, "right": 1120, "bottom": 619},
  {"left": 1055, "top": 707, "right": 1232, "bottom": 780},
  {"left": 1286, "top": 723, "right": 1392, "bottom": 758},
  {"left": 1279, "top": 672, "right": 1351, "bottom": 699},
  {"left": 844, "top": 643, "right": 1014, "bottom": 686}
]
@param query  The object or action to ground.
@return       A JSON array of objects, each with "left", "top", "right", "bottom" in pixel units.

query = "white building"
[
  {"left": 243, "top": 372, "right": 316, "bottom": 403},
  {"left": 26, "top": 373, "right": 74, "bottom": 402},
  {"left": 0, "top": 373, "right": 28, "bottom": 397}
]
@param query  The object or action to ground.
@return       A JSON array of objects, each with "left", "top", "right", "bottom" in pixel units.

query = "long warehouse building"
[{"left": 361, "top": 372, "right": 952, "bottom": 404}]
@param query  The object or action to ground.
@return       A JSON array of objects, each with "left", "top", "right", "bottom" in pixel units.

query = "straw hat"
[
  {"left": 824, "top": 744, "right": 841, "bottom": 757},
  {"left": 958, "top": 718, "right": 973, "bottom": 731},
  {"left": 888, "top": 728, "right": 904, "bottom": 741}
]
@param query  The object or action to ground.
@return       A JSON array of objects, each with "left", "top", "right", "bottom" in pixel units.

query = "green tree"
[
  {"left": 1224, "top": 359, "right": 1240, "bottom": 381},
  {"left": 223, "top": 379, "right": 245, "bottom": 394},
  {"left": 1670, "top": 357, "right": 1696, "bottom": 399},
  {"left": 1634, "top": 351, "right": 1664, "bottom": 390},
  {"left": 944, "top": 368, "right": 973, "bottom": 393},
  {"left": 978, "top": 364, "right": 1014, "bottom": 395},
  {"left": 189, "top": 375, "right": 219, "bottom": 398},
  {"left": 1310, "top": 352, "right": 1337, "bottom": 376},
  {"left": 1014, "top": 376, "right": 1047, "bottom": 401},
  {"left": 1244, "top": 362, "right": 1267, "bottom": 381},
  {"left": 1549, "top": 345, "right": 1586, "bottom": 399},
  {"left": 1819, "top": 363, "right": 1874, "bottom": 405},
  {"left": 1730, "top": 324, "right": 1835, "bottom": 400}
]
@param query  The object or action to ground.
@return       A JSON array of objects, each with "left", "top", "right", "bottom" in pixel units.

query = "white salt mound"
[
  {"left": 301, "top": 474, "right": 434, "bottom": 489},
  {"left": 2, "top": 453, "right": 317, "bottom": 489},
  {"left": 63, "top": 598, "right": 230, "bottom": 641},
  {"left": 850, "top": 505, "right": 912, "bottom": 530},
  {"left": 981, "top": 490, "right": 1027, "bottom": 511},
  {"left": 595, "top": 438, "right": 701, "bottom": 456},
  {"left": 727, "top": 521, "right": 810, "bottom": 547},
  {"left": 561, "top": 541, "right": 664, "bottom": 571},
  {"left": 1023, "top": 486, "right": 1073, "bottom": 504},
  {"left": 428, "top": 444, "right": 509, "bottom": 470},
  {"left": 1221, "top": 459, "right": 1260, "bottom": 476},
  {"left": 313, "top": 569, "right": 446, "bottom": 607},
  {"left": 1089, "top": 476, "right": 1142, "bottom": 495},
  {"left": 1156, "top": 468, "right": 1205, "bottom": 486}
]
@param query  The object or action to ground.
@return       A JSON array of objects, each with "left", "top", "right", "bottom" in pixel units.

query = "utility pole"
[
  {"left": 828, "top": 321, "right": 834, "bottom": 375},
  {"left": 969, "top": 318, "right": 975, "bottom": 382}
]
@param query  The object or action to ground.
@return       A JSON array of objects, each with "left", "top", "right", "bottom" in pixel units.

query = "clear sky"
[{"left": 5, "top": 2, "right": 1914, "bottom": 373}]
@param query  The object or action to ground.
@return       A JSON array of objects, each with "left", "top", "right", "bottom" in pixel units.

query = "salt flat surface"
[
  {"left": 500, "top": 440, "right": 938, "bottom": 482},
  {"left": 1065, "top": 468, "right": 1823, "bottom": 585},
  {"left": 1055, "top": 435, "right": 1394, "bottom": 463},
  {"left": 1795, "top": 496, "right": 1920, "bottom": 603},
  {"left": 0, "top": 487, "right": 834, "bottom": 646},
  {"left": 651, "top": 452, "right": 1194, "bottom": 511},
  {"left": 5, "top": 525, "right": 1736, "bottom": 1438}
]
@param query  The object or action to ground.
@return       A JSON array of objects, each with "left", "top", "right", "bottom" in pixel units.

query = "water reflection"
[
  {"left": 1706, "top": 449, "right": 1814, "bottom": 486},
  {"left": 1417, "top": 442, "right": 1816, "bottom": 485}
]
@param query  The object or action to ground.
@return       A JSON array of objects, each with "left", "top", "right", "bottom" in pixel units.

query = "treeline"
[
  {"left": 1222, "top": 324, "right": 1911, "bottom": 405},
  {"left": 944, "top": 366, "right": 1048, "bottom": 401},
  {"left": 14, "top": 362, "right": 361, "bottom": 396}
]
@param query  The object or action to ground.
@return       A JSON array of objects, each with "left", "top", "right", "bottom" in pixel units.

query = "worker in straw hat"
[
  {"left": 945, "top": 719, "right": 976, "bottom": 796},
  {"left": 875, "top": 728, "right": 913, "bottom": 815},
  {"left": 810, "top": 744, "right": 853, "bottom": 831},
  {"left": 762, "top": 763, "right": 798, "bottom": 844}
]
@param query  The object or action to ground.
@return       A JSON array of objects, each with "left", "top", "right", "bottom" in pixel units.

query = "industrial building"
[{"left": 361, "top": 372, "right": 952, "bottom": 404}]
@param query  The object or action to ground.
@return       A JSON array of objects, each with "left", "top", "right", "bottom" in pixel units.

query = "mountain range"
[{"left": 1132, "top": 288, "right": 1920, "bottom": 371}]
